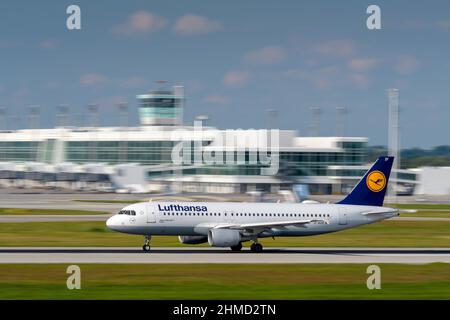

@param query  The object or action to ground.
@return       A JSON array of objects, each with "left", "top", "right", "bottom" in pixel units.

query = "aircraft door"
[
  {"left": 147, "top": 203, "right": 156, "bottom": 223},
  {"left": 338, "top": 207, "right": 348, "bottom": 225}
]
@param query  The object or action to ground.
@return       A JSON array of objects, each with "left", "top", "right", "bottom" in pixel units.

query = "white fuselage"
[{"left": 106, "top": 201, "right": 398, "bottom": 238}]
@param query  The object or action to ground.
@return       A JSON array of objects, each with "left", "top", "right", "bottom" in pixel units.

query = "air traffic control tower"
[{"left": 137, "top": 85, "right": 184, "bottom": 126}]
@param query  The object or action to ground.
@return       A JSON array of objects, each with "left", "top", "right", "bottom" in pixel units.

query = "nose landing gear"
[{"left": 142, "top": 235, "right": 151, "bottom": 252}]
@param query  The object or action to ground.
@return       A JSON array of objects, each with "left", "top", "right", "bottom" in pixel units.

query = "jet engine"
[
  {"left": 178, "top": 235, "right": 208, "bottom": 245},
  {"left": 207, "top": 229, "right": 241, "bottom": 247}
]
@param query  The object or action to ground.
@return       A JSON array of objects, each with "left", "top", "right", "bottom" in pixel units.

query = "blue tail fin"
[{"left": 338, "top": 156, "right": 394, "bottom": 206}]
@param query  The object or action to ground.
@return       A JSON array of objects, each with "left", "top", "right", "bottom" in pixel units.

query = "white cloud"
[
  {"left": 223, "top": 71, "right": 250, "bottom": 87},
  {"left": 312, "top": 40, "right": 356, "bottom": 58},
  {"left": 204, "top": 95, "right": 229, "bottom": 105},
  {"left": 245, "top": 46, "right": 286, "bottom": 65},
  {"left": 395, "top": 55, "right": 420, "bottom": 75},
  {"left": 112, "top": 11, "right": 168, "bottom": 35},
  {"left": 285, "top": 66, "right": 371, "bottom": 90},
  {"left": 348, "top": 58, "right": 379, "bottom": 72},
  {"left": 80, "top": 73, "right": 106, "bottom": 86},
  {"left": 173, "top": 14, "right": 222, "bottom": 35}
]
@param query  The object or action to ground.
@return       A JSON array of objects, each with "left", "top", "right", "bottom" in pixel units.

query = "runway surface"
[{"left": 1, "top": 247, "right": 449, "bottom": 264}]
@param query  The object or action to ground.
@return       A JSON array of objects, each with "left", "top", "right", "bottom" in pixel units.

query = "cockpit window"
[{"left": 118, "top": 210, "right": 136, "bottom": 215}]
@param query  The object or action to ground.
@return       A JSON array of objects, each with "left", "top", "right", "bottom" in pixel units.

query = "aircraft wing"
[{"left": 215, "top": 219, "right": 329, "bottom": 234}]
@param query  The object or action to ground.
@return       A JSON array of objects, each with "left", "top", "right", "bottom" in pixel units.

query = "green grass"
[
  {"left": 0, "top": 263, "right": 449, "bottom": 299},
  {"left": 388, "top": 203, "right": 450, "bottom": 210},
  {"left": 400, "top": 210, "right": 450, "bottom": 218},
  {"left": 0, "top": 220, "right": 450, "bottom": 247},
  {"left": 0, "top": 208, "right": 108, "bottom": 215}
]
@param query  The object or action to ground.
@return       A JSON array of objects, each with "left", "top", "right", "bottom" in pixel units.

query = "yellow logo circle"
[{"left": 366, "top": 170, "right": 386, "bottom": 192}]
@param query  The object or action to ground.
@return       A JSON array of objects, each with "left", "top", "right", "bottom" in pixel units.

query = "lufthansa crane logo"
[{"left": 366, "top": 170, "right": 386, "bottom": 192}]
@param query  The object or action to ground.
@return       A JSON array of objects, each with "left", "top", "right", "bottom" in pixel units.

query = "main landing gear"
[
  {"left": 250, "top": 242, "right": 263, "bottom": 253},
  {"left": 230, "top": 240, "right": 263, "bottom": 252},
  {"left": 142, "top": 235, "right": 151, "bottom": 252}
]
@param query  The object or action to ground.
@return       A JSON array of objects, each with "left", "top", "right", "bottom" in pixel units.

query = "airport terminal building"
[{"left": 0, "top": 86, "right": 419, "bottom": 194}]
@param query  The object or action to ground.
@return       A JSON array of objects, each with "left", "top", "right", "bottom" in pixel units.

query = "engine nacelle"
[
  {"left": 207, "top": 229, "right": 241, "bottom": 247},
  {"left": 178, "top": 235, "right": 208, "bottom": 245}
]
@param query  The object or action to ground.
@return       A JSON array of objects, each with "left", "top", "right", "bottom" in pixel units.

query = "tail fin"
[{"left": 338, "top": 156, "right": 394, "bottom": 206}]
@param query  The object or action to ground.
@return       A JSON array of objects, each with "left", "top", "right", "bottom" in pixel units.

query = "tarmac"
[{"left": 0, "top": 247, "right": 449, "bottom": 264}]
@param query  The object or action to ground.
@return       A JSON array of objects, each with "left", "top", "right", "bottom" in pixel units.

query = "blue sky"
[{"left": 0, "top": 0, "right": 449, "bottom": 147}]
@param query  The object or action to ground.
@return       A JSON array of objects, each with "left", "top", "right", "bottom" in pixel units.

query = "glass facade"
[
  {"left": 183, "top": 151, "right": 366, "bottom": 177},
  {"left": 137, "top": 89, "right": 183, "bottom": 126},
  {"left": 397, "top": 172, "right": 417, "bottom": 181},
  {"left": 0, "top": 141, "right": 39, "bottom": 161},
  {"left": 139, "top": 107, "right": 180, "bottom": 119},
  {"left": 65, "top": 141, "right": 174, "bottom": 164},
  {"left": 0, "top": 138, "right": 368, "bottom": 178},
  {"left": 278, "top": 150, "right": 366, "bottom": 177}
]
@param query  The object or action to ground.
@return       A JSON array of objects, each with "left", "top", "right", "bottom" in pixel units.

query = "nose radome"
[{"left": 106, "top": 216, "right": 116, "bottom": 229}]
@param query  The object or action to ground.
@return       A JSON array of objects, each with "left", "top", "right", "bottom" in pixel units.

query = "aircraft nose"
[{"left": 106, "top": 215, "right": 118, "bottom": 230}]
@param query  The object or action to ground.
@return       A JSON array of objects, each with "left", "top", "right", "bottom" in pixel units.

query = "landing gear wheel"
[
  {"left": 142, "top": 235, "right": 151, "bottom": 252},
  {"left": 250, "top": 243, "right": 263, "bottom": 253},
  {"left": 230, "top": 243, "right": 243, "bottom": 252}
]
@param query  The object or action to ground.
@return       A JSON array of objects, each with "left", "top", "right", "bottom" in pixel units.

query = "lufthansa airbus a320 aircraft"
[{"left": 106, "top": 157, "right": 398, "bottom": 252}]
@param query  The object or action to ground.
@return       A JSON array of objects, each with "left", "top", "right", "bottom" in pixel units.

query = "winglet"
[{"left": 338, "top": 156, "right": 394, "bottom": 207}]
